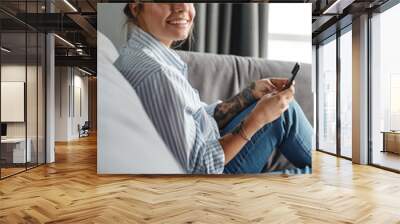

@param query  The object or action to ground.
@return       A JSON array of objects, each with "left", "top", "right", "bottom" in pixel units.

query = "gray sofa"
[{"left": 177, "top": 50, "right": 313, "bottom": 172}]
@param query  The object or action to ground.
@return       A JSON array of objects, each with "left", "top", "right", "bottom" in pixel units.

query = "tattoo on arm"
[{"left": 213, "top": 82, "right": 256, "bottom": 129}]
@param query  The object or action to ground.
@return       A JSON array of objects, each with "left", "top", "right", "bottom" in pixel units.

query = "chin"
[{"left": 173, "top": 33, "right": 189, "bottom": 41}]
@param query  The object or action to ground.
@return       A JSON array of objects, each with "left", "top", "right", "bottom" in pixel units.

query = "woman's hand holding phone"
[
  {"left": 242, "top": 63, "right": 299, "bottom": 135},
  {"left": 253, "top": 85, "right": 295, "bottom": 124},
  {"left": 251, "top": 78, "right": 291, "bottom": 99},
  {"left": 242, "top": 85, "right": 295, "bottom": 137}
]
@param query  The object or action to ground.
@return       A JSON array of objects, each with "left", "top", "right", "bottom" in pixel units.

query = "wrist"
[
  {"left": 242, "top": 114, "right": 262, "bottom": 137},
  {"left": 236, "top": 121, "right": 251, "bottom": 141}
]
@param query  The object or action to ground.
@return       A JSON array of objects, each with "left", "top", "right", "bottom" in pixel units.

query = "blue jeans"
[{"left": 221, "top": 100, "right": 312, "bottom": 174}]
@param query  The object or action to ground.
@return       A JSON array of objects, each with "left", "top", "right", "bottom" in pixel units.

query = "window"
[
  {"left": 371, "top": 2, "right": 400, "bottom": 171},
  {"left": 316, "top": 26, "right": 353, "bottom": 159},
  {"left": 339, "top": 29, "right": 352, "bottom": 158},
  {"left": 390, "top": 75, "right": 400, "bottom": 130},
  {"left": 0, "top": 1, "right": 47, "bottom": 179},
  {"left": 317, "top": 37, "right": 337, "bottom": 154},
  {"left": 267, "top": 4, "right": 311, "bottom": 64}
]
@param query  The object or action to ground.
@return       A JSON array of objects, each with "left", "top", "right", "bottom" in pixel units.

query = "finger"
[
  {"left": 283, "top": 80, "right": 296, "bottom": 90},
  {"left": 264, "top": 79, "right": 278, "bottom": 92},
  {"left": 271, "top": 78, "right": 288, "bottom": 90},
  {"left": 290, "top": 85, "right": 295, "bottom": 96},
  {"left": 283, "top": 91, "right": 294, "bottom": 102},
  {"left": 278, "top": 87, "right": 294, "bottom": 98},
  {"left": 259, "top": 79, "right": 277, "bottom": 90},
  {"left": 271, "top": 78, "right": 288, "bottom": 83},
  {"left": 270, "top": 78, "right": 286, "bottom": 88},
  {"left": 287, "top": 93, "right": 294, "bottom": 102},
  {"left": 281, "top": 90, "right": 294, "bottom": 102}
]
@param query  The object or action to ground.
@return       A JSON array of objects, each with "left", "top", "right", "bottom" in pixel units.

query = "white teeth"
[{"left": 168, "top": 20, "right": 188, "bottom": 25}]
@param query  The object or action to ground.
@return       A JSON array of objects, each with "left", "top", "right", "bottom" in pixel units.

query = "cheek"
[{"left": 146, "top": 7, "right": 167, "bottom": 26}]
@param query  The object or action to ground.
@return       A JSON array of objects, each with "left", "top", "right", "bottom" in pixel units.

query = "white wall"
[
  {"left": 1, "top": 65, "right": 38, "bottom": 138},
  {"left": 1, "top": 65, "right": 26, "bottom": 130},
  {"left": 72, "top": 73, "right": 89, "bottom": 138},
  {"left": 1, "top": 82, "right": 25, "bottom": 122},
  {"left": 55, "top": 66, "right": 69, "bottom": 141},
  {"left": 55, "top": 67, "right": 89, "bottom": 141}
]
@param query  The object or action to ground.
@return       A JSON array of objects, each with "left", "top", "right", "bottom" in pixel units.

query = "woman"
[{"left": 115, "top": 3, "right": 312, "bottom": 174}]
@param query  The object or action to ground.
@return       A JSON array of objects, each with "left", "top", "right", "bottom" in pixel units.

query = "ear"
[{"left": 129, "top": 3, "right": 139, "bottom": 17}]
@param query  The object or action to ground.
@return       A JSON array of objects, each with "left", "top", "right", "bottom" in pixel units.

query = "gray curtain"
[{"left": 180, "top": 3, "right": 269, "bottom": 58}]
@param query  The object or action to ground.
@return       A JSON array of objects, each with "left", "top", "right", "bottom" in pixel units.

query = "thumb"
[{"left": 278, "top": 87, "right": 294, "bottom": 100}]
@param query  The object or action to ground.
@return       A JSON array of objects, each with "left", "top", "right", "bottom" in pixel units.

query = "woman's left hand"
[{"left": 251, "top": 78, "right": 290, "bottom": 100}]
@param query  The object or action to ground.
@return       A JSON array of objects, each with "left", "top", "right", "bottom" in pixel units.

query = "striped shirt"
[{"left": 114, "top": 25, "right": 225, "bottom": 174}]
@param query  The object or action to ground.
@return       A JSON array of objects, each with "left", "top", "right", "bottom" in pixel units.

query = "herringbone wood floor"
[{"left": 1, "top": 134, "right": 400, "bottom": 224}]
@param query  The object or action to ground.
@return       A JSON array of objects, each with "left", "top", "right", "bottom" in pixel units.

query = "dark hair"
[
  {"left": 123, "top": 3, "right": 193, "bottom": 50},
  {"left": 124, "top": 3, "right": 143, "bottom": 24}
]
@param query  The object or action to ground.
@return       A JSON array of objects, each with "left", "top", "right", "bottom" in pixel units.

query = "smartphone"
[{"left": 284, "top": 62, "right": 300, "bottom": 90}]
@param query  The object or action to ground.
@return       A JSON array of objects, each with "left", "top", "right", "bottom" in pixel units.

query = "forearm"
[
  {"left": 213, "top": 82, "right": 256, "bottom": 129},
  {"left": 218, "top": 114, "right": 261, "bottom": 164},
  {"left": 218, "top": 85, "right": 295, "bottom": 165}
]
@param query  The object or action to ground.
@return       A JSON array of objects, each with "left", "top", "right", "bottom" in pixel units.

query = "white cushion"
[{"left": 97, "top": 32, "right": 184, "bottom": 174}]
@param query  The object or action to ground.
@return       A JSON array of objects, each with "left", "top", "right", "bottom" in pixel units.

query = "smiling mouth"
[{"left": 166, "top": 19, "right": 190, "bottom": 26}]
